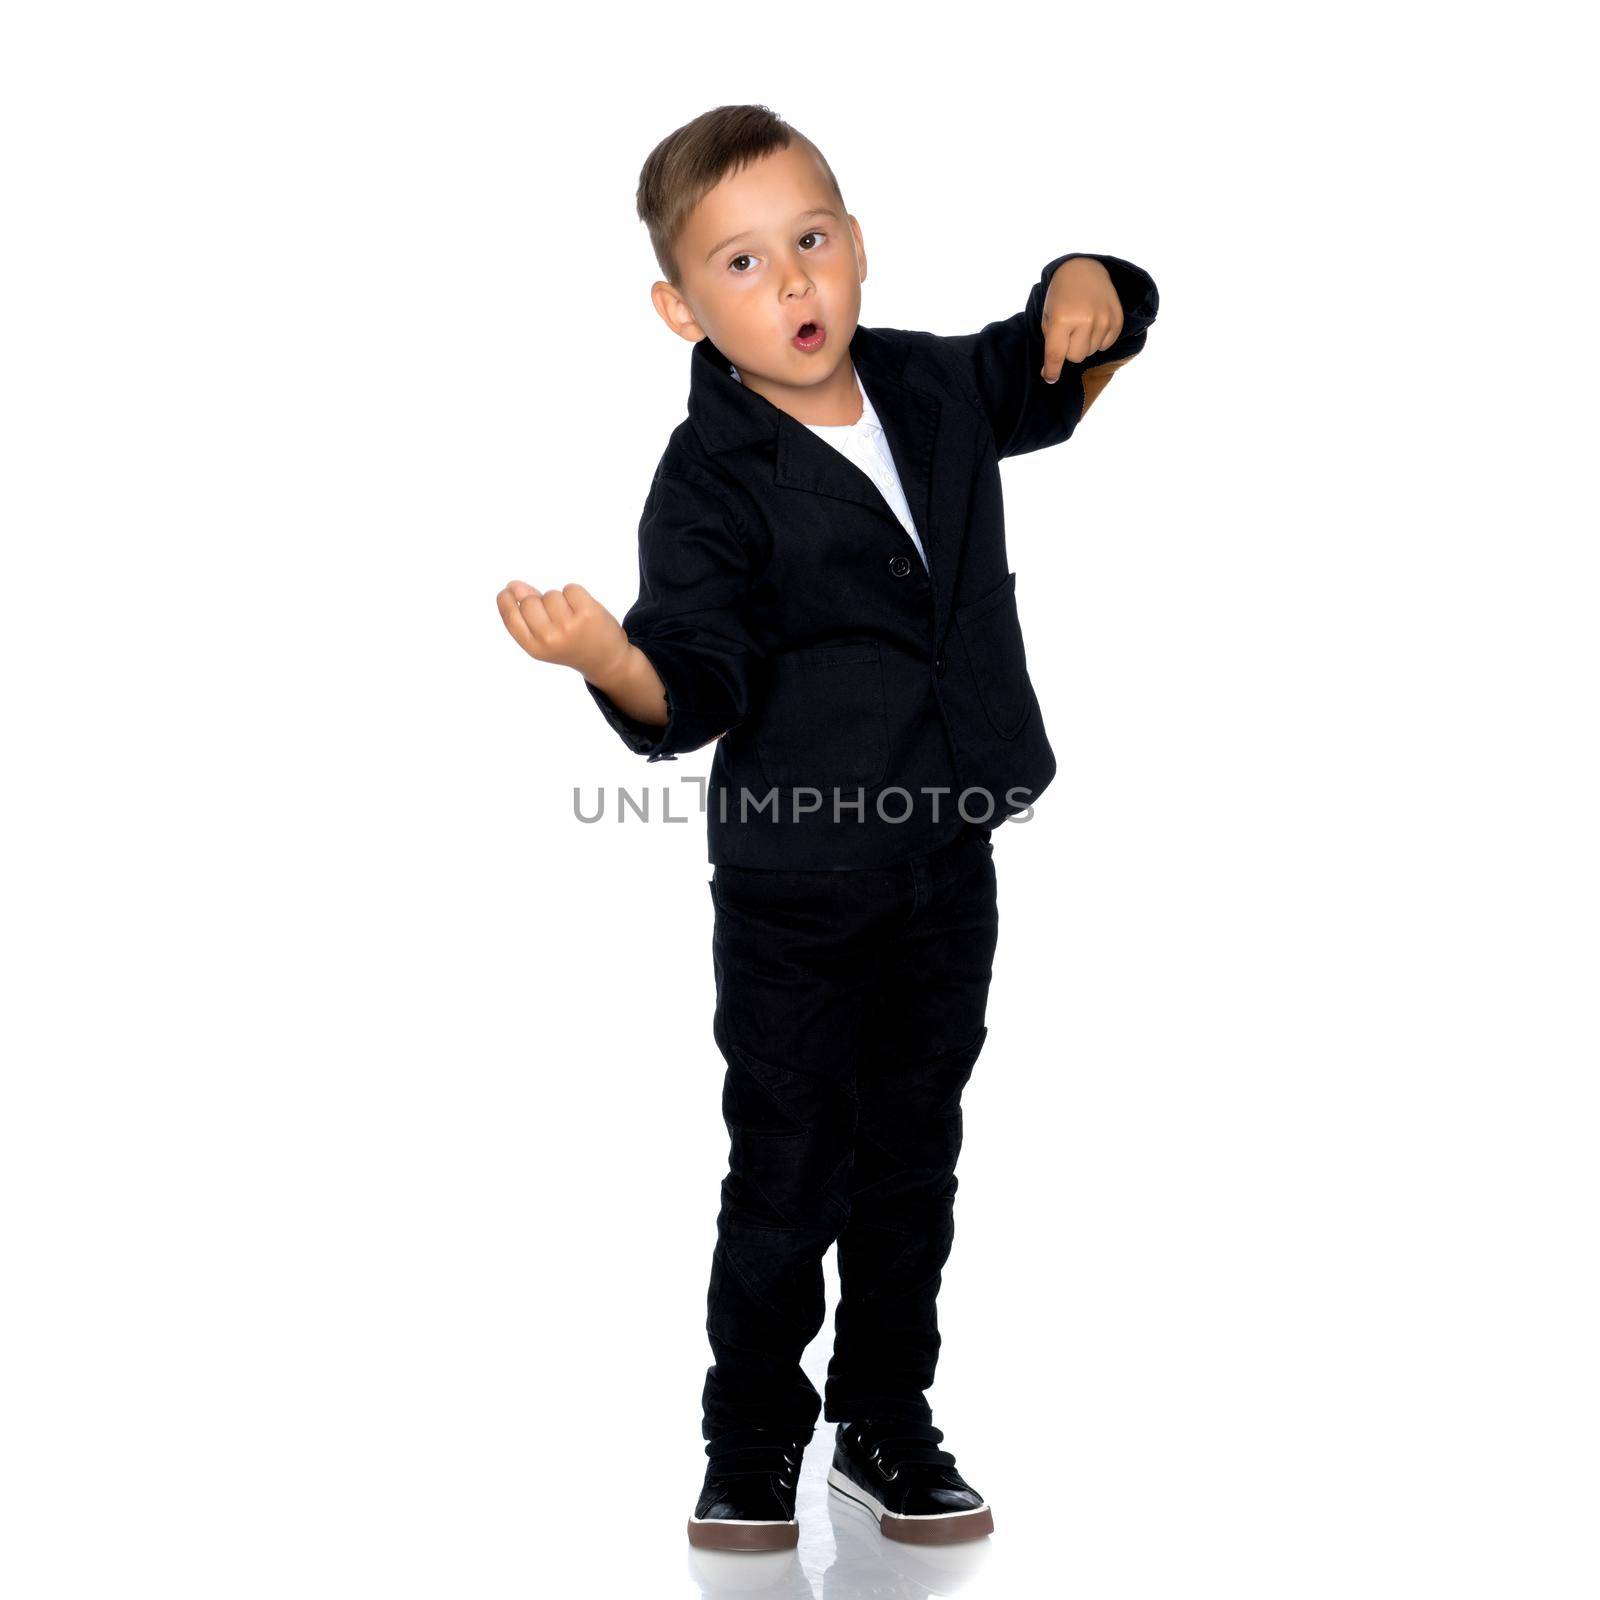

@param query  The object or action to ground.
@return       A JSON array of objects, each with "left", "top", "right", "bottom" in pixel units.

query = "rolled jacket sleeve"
[
  {"left": 944, "top": 251, "right": 1160, "bottom": 459},
  {"left": 584, "top": 468, "right": 767, "bottom": 763}
]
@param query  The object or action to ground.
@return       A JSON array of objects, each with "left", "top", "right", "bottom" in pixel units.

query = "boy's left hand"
[{"left": 1040, "top": 257, "right": 1124, "bottom": 384}]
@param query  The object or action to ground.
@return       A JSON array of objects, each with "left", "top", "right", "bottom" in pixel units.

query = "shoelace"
[
  {"left": 704, "top": 1427, "right": 804, "bottom": 1483},
  {"left": 850, "top": 1419, "right": 958, "bottom": 1479}
]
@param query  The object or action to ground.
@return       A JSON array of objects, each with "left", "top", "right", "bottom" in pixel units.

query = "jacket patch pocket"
[
  {"left": 754, "top": 641, "right": 890, "bottom": 792},
  {"left": 954, "top": 571, "right": 1034, "bottom": 740}
]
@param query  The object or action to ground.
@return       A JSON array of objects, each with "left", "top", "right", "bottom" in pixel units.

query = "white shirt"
[{"left": 730, "top": 361, "right": 929, "bottom": 570}]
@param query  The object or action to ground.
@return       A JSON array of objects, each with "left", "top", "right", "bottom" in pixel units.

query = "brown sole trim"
[
  {"left": 880, "top": 1505, "right": 994, "bottom": 1544},
  {"left": 686, "top": 1516, "right": 799, "bottom": 1551},
  {"left": 828, "top": 1472, "right": 994, "bottom": 1544}
]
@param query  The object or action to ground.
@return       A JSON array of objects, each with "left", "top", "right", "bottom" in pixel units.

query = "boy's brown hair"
[{"left": 637, "top": 104, "right": 846, "bottom": 287}]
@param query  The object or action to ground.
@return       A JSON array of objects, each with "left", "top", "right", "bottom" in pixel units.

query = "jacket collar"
[
  {"left": 687, "top": 320, "right": 912, "bottom": 454},
  {"left": 730, "top": 357, "right": 885, "bottom": 438},
  {"left": 686, "top": 324, "right": 959, "bottom": 628}
]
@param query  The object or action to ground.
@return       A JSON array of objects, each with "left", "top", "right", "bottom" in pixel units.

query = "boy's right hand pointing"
[{"left": 496, "top": 580, "right": 630, "bottom": 683}]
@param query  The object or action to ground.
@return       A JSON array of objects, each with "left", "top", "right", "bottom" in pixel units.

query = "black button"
[
  {"left": 888, "top": 554, "right": 912, "bottom": 577},
  {"left": 933, "top": 655, "right": 946, "bottom": 677}
]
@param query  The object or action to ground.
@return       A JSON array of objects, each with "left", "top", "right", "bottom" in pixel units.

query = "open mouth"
[{"left": 792, "top": 321, "right": 826, "bottom": 351}]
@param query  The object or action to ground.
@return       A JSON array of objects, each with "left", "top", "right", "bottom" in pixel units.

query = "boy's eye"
[{"left": 728, "top": 233, "right": 825, "bottom": 273}]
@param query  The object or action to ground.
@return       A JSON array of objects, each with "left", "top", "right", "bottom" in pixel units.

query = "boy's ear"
[
  {"left": 651, "top": 280, "right": 706, "bottom": 345},
  {"left": 848, "top": 215, "right": 868, "bottom": 285}
]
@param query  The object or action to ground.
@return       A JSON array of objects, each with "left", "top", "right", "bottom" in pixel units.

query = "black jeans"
[{"left": 701, "top": 822, "right": 1000, "bottom": 1447}]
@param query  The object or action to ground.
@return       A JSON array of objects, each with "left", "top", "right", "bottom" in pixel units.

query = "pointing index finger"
[{"left": 1041, "top": 315, "right": 1068, "bottom": 385}]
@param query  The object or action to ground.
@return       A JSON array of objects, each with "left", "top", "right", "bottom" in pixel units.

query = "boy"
[{"left": 496, "top": 104, "right": 1158, "bottom": 1551}]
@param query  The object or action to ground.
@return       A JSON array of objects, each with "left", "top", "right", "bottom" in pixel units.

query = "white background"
[{"left": 3, "top": 3, "right": 1596, "bottom": 1596}]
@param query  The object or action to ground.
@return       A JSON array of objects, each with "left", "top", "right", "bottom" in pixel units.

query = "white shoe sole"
[{"left": 827, "top": 1466, "right": 995, "bottom": 1544}]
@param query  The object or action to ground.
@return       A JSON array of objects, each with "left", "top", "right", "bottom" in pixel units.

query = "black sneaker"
[
  {"left": 827, "top": 1417, "right": 994, "bottom": 1544},
  {"left": 686, "top": 1426, "right": 807, "bottom": 1551}
]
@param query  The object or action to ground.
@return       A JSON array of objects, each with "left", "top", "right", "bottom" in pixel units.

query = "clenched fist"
[{"left": 496, "top": 580, "right": 630, "bottom": 683}]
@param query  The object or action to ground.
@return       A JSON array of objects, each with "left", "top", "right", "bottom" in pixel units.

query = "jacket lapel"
[{"left": 688, "top": 325, "right": 959, "bottom": 629}]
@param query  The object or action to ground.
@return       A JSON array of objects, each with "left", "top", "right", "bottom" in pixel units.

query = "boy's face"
[{"left": 653, "top": 142, "right": 867, "bottom": 393}]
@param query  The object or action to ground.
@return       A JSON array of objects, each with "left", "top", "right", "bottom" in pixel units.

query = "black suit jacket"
[{"left": 587, "top": 251, "right": 1160, "bottom": 869}]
